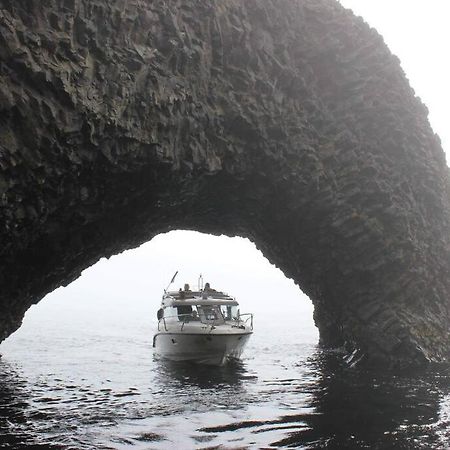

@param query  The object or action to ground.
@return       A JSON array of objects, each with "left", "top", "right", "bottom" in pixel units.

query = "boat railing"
[
  {"left": 158, "top": 313, "right": 208, "bottom": 331},
  {"left": 158, "top": 312, "right": 253, "bottom": 331},
  {"left": 239, "top": 313, "right": 253, "bottom": 331}
]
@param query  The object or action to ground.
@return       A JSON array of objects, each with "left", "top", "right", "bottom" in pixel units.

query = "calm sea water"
[{"left": 1, "top": 293, "right": 450, "bottom": 450}]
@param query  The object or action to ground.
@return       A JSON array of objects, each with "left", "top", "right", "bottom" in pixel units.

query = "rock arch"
[{"left": 0, "top": 0, "right": 449, "bottom": 367}]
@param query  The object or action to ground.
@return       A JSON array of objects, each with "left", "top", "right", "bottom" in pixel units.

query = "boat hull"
[{"left": 153, "top": 332, "right": 252, "bottom": 365}]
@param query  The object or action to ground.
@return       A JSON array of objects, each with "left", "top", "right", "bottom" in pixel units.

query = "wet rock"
[{"left": 0, "top": 0, "right": 449, "bottom": 368}]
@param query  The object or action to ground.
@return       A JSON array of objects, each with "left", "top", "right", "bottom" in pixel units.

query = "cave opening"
[{"left": 1, "top": 230, "right": 318, "bottom": 363}]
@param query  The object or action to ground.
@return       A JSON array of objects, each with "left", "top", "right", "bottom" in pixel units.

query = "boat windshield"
[
  {"left": 177, "top": 304, "right": 192, "bottom": 317},
  {"left": 163, "top": 306, "right": 195, "bottom": 322},
  {"left": 220, "top": 305, "right": 239, "bottom": 320},
  {"left": 161, "top": 304, "right": 239, "bottom": 324},
  {"left": 198, "top": 305, "right": 224, "bottom": 324}
]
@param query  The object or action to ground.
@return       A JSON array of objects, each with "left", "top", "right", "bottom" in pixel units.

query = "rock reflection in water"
[
  {"left": 196, "top": 354, "right": 450, "bottom": 449},
  {"left": 273, "top": 355, "right": 447, "bottom": 448}
]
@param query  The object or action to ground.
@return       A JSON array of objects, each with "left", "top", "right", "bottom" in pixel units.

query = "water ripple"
[{"left": 1, "top": 323, "right": 450, "bottom": 449}]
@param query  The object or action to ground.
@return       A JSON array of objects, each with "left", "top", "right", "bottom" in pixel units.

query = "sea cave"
[{"left": 0, "top": 0, "right": 449, "bottom": 368}]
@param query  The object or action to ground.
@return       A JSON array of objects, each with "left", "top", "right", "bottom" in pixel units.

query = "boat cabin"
[{"left": 160, "top": 290, "right": 240, "bottom": 324}]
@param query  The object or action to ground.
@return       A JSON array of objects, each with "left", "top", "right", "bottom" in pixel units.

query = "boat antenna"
[
  {"left": 165, "top": 270, "right": 178, "bottom": 293},
  {"left": 198, "top": 274, "right": 203, "bottom": 291}
]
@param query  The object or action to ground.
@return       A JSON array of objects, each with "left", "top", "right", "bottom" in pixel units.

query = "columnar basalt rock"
[{"left": 0, "top": 0, "right": 449, "bottom": 367}]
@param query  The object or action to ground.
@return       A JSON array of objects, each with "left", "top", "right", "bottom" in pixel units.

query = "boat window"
[
  {"left": 177, "top": 304, "right": 192, "bottom": 321},
  {"left": 198, "top": 305, "right": 224, "bottom": 324},
  {"left": 191, "top": 307, "right": 200, "bottom": 321},
  {"left": 162, "top": 306, "right": 178, "bottom": 318},
  {"left": 220, "top": 305, "right": 238, "bottom": 320}
]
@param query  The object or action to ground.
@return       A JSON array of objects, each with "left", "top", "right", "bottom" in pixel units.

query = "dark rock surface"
[{"left": 0, "top": 0, "right": 449, "bottom": 368}]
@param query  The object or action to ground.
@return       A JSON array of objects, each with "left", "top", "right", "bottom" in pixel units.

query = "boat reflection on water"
[{"left": 154, "top": 357, "right": 256, "bottom": 389}]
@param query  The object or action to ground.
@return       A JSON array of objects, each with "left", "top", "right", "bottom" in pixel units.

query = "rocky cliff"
[{"left": 1, "top": 0, "right": 449, "bottom": 367}]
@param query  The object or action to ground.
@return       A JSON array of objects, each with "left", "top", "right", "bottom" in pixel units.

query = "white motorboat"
[{"left": 153, "top": 275, "right": 253, "bottom": 365}]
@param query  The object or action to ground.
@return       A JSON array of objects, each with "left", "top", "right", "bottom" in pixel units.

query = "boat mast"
[{"left": 198, "top": 274, "right": 204, "bottom": 291}]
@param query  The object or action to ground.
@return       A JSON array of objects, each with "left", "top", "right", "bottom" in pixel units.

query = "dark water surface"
[{"left": 1, "top": 290, "right": 450, "bottom": 449}]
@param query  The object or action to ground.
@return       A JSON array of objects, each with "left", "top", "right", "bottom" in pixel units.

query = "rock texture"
[{"left": 0, "top": 0, "right": 449, "bottom": 367}]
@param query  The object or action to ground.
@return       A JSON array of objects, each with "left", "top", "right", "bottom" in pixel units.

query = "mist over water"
[{"left": 1, "top": 232, "right": 450, "bottom": 449}]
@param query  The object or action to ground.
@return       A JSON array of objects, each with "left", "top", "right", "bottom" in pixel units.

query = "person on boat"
[
  {"left": 204, "top": 282, "right": 217, "bottom": 292},
  {"left": 178, "top": 287, "right": 185, "bottom": 299},
  {"left": 181, "top": 283, "right": 191, "bottom": 299},
  {"left": 202, "top": 282, "right": 211, "bottom": 299}
]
